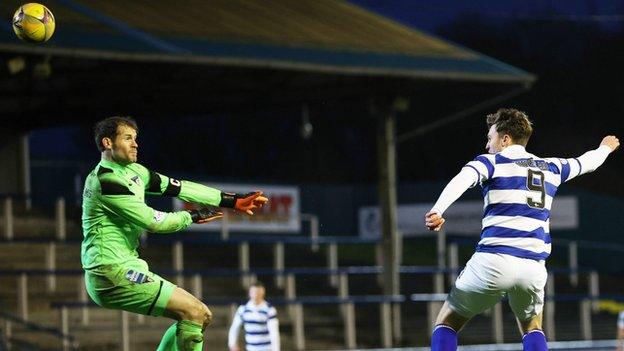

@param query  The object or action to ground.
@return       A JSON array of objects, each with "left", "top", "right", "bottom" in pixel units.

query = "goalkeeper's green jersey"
[{"left": 81, "top": 159, "right": 221, "bottom": 269}]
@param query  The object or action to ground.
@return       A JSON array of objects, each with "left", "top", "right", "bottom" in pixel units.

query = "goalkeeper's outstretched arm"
[
  {"left": 98, "top": 172, "right": 222, "bottom": 233},
  {"left": 135, "top": 164, "right": 268, "bottom": 215}
]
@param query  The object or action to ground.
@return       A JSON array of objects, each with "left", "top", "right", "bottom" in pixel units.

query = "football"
[{"left": 12, "top": 3, "right": 55, "bottom": 43}]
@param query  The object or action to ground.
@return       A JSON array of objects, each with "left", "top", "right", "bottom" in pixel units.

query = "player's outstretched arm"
[
  {"left": 425, "top": 166, "right": 480, "bottom": 231},
  {"left": 134, "top": 164, "right": 223, "bottom": 206},
  {"left": 98, "top": 173, "right": 222, "bottom": 233},
  {"left": 134, "top": 165, "right": 267, "bottom": 215},
  {"left": 219, "top": 191, "right": 268, "bottom": 215},
  {"left": 556, "top": 135, "right": 619, "bottom": 183}
]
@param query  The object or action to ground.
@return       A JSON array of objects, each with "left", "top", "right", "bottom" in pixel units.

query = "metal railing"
[
  {"left": 50, "top": 292, "right": 624, "bottom": 351},
  {"left": 51, "top": 294, "right": 405, "bottom": 351},
  {"left": 0, "top": 309, "right": 76, "bottom": 351}
]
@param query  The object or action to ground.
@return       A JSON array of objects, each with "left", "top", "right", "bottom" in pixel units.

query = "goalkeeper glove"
[
  {"left": 188, "top": 208, "right": 223, "bottom": 224},
  {"left": 219, "top": 191, "right": 268, "bottom": 215}
]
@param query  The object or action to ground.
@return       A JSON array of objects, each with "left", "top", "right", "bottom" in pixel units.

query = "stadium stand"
[{"left": 0, "top": 195, "right": 623, "bottom": 350}]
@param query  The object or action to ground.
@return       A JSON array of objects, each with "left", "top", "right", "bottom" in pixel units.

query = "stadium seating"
[{"left": 0, "top": 197, "right": 623, "bottom": 350}]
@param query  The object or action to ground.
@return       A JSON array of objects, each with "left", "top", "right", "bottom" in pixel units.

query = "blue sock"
[
  {"left": 523, "top": 330, "right": 548, "bottom": 351},
  {"left": 431, "top": 324, "right": 457, "bottom": 351}
]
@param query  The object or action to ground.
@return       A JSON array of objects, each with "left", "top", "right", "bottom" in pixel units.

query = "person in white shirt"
[
  {"left": 424, "top": 108, "right": 619, "bottom": 351},
  {"left": 228, "top": 282, "right": 280, "bottom": 351}
]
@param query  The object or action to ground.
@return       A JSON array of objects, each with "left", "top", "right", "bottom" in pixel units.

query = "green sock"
[
  {"left": 176, "top": 320, "right": 204, "bottom": 351},
  {"left": 156, "top": 323, "right": 178, "bottom": 351}
]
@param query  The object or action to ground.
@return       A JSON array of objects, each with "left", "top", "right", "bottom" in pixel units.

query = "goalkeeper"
[{"left": 81, "top": 116, "right": 267, "bottom": 351}]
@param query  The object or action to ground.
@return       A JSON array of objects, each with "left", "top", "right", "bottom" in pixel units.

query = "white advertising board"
[
  {"left": 359, "top": 196, "right": 578, "bottom": 238},
  {"left": 174, "top": 183, "right": 301, "bottom": 233}
]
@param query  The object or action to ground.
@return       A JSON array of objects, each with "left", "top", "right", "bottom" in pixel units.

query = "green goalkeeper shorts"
[{"left": 84, "top": 259, "right": 176, "bottom": 317}]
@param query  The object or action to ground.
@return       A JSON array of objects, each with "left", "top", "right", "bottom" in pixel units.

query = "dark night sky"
[{"left": 351, "top": 0, "right": 624, "bottom": 32}]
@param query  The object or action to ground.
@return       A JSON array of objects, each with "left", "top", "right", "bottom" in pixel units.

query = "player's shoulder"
[
  {"left": 474, "top": 153, "right": 495, "bottom": 161},
  {"left": 96, "top": 165, "right": 123, "bottom": 183},
  {"left": 540, "top": 156, "right": 568, "bottom": 174},
  {"left": 265, "top": 302, "right": 277, "bottom": 313},
  {"left": 96, "top": 166, "right": 133, "bottom": 195},
  {"left": 127, "top": 163, "right": 150, "bottom": 176},
  {"left": 470, "top": 153, "right": 496, "bottom": 165}
]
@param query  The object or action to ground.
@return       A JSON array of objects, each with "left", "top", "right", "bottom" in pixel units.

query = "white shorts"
[{"left": 448, "top": 252, "right": 548, "bottom": 321}]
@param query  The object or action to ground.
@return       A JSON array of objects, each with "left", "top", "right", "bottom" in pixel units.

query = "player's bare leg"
[
  {"left": 164, "top": 287, "right": 212, "bottom": 326},
  {"left": 157, "top": 287, "right": 212, "bottom": 351},
  {"left": 517, "top": 313, "right": 548, "bottom": 351},
  {"left": 431, "top": 301, "right": 471, "bottom": 351}
]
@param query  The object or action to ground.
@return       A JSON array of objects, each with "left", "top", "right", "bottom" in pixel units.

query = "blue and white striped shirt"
[
  {"left": 466, "top": 145, "right": 608, "bottom": 260},
  {"left": 228, "top": 301, "right": 279, "bottom": 351},
  {"left": 432, "top": 144, "right": 611, "bottom": 261}
]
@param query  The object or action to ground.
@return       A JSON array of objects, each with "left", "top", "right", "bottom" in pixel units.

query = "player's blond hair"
[{"left": 486, "top": 108, "right": 533, "bottom": 146}]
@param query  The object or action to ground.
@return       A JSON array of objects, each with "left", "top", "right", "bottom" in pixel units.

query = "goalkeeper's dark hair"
[
  {"left": 486, "top": 108, "right": 533, "bottom": 146},
  {"left": 94, "top": 116, "right": 138, "bottom": 152}
]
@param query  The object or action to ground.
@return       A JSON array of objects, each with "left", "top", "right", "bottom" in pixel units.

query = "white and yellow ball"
[{"left": 12, "top": 3, "right": 55, "bottom": 43}]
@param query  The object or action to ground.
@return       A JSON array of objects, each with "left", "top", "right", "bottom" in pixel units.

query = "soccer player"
[
  {"left": 228, "top": 281, "right": 280, "bottom": 351},
  {"left": 424, "top": 108, "right": 619, "bottom": 351},
  {"left": 81, "top": 116, "right": 268, "bottom": 351}
]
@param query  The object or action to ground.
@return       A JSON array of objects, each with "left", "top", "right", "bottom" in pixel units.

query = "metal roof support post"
[
  {"left": 46, "top": 242, "right": 57, "bottom": 292},
  {"left": 285, "top": 274, "right": 296, "bottom": 299},
  {"left": 300, "top": 214, "right": 320, "bottom": 252},
  {"left": 18, "top": 273, "right": 28, "bottom": 321},
  {"left": 392, "top": 302, "right": 402, "bottom": 343},
  {"left": 580, "top": 299, "right": 592, "bottom": 340},
  {"left": 338, "top": 273, "right": 349, "bottom": 320},
  {"left": 376, "top": 104, "right": 400, "bottom": 298},
  {"left": 448, "top": 242, "right": 459, "bottom": 285},
  {"left": 4, "top": 319, "right": 12, "bottom": 350},
  {"left": 192, "top": 274, "right": 203, "bottom": 301},
  {"left": 173, "top": 241, "right": 184, "bottom": 288},
  {"left": 338, "top": 273, "right": 349, "bottom": 298},
  {"left": 274, "top": 242, "right": 285, "bottom": 289},
  {"left": 20, "top": 135, "right": 31, "bottom": 211},
  {"left": 343, "top": 302, "right": 356, "bottom": 349},
  {"left": 55, "top": 197, "right": 66, "bottom": 241},
  {"left": 375, "top": 243, "right": 383, "bottom": 286},
  {"left": 545, "top": 273, "right": 556, "bottom": 341},
  {"left": 4, "top": 198, "right": 13, "bottom": 241},
  {"left": 376, "top": 101, "right": 403, "bottom": 345},
  {"left": 60, "top": 306, "right": 69, "bottom": 351},
  {"left": 380, "top": 302, "right": 392, "bottom": 348},
  {"left": 239, "top": 242, "right": 250, "bottom": 288},
  {"left": 327, "top": 243, "right": 338, "bottom": 287},
  {"left": 119, "top": 310, "right": 129, "bottom": 351},
  {"left": 568, "top": 241, "right": 578, "bottom": 287},
  {"left": 589, "top": 271, "right": 599, "bottom": 312},
  {"left": 435, "top": 229, "right": 446, "bottom": 294},
  {"left": 292, "top": 303, "right": 305, "bottom": 351},
  {"left": 78, "top": 276, "right": 89, "bottom": 326},
  {"left": 136, "top": 312, "right": 145, "bottom": 325},
  {"left": 492, "top": 302, "right": 504, "bottom": 343}
]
